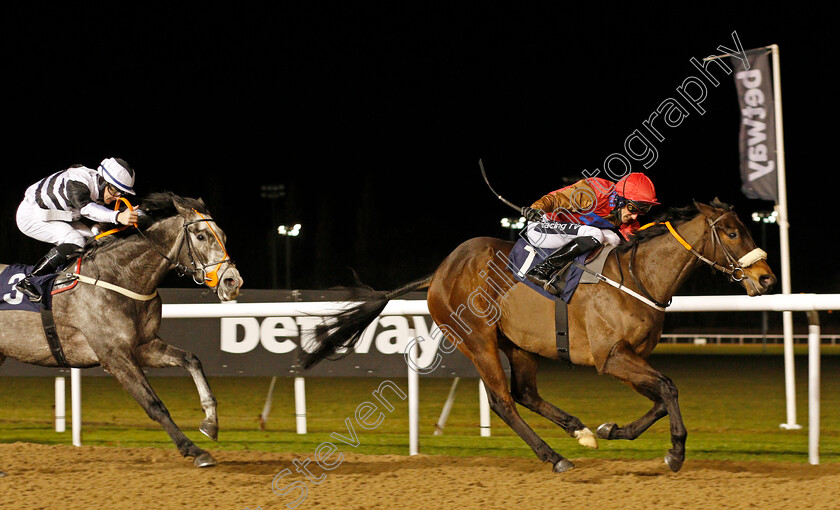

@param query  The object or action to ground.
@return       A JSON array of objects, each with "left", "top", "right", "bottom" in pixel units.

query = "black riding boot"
[
  {"left": 525, "top": 236, "right": 602, "bottom": 294},
  {"left": 15, "top": 244, "right": 82, "bottom": 303}
]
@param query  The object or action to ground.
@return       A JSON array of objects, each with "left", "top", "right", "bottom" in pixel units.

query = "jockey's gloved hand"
[
  {"left": 521, "top": 207, "right": 543, "bottom": 222},
  {"left": 117, "top": 209, "right": 139, "bottom": 226}
]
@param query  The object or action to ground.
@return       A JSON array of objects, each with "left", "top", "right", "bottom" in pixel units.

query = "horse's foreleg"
[
  {"left": 135, "top": 338, "right": 218, "bottom": 441},
  {"left": 600, "top": 341, "right": 687, "bottom": 472},
  {"left": 102, "top": 354, "right": 216, "bottom": 467},
  {"left": 502, "top": 343, "right": 597, "bottom": 448}
]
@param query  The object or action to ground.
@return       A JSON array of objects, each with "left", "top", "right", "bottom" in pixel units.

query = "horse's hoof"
[
  {"left": 664, "top": 452, "right": 683, "bottom": 472},
  {"left": 595, "top": 422, "right": 615, "bottom": 440},
  {"left": 573, "top": 428, "right": 599, "bottom": 449},
  {"left": 552, "top": 459, "right": 575, "bottom": 473},
  {"left": 200, "top": 419, "right": 219, "bottom": 441},
  {"left": 193, "top": 452, "right": 217, "bottom": 468}
]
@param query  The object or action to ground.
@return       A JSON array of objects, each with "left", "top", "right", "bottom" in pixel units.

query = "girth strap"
[
  {"left": 40, "top": 308, "right": 70, "bottom": 368},
  {"left": 555, "top": 298, "right": 570, "bottom": 361}
]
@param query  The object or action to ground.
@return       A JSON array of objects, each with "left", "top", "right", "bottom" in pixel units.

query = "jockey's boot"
[
  {"left": 526, "top": 236, "right": 602, "bottom": 294},
  {"left": 15, "top": 244, "right": 82, "bottom": 303}
]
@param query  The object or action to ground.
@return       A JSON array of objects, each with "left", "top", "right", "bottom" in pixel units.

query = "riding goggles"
[
  {"left": 626, "top": 200, "right": 653, "bottom": 215},
  {"left": 107, "top": 184, "right": 125, "bottom": 198}
]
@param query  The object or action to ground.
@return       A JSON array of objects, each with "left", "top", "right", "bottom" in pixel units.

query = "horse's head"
[
  {"left": 695, "top": 199, "right": 776, "bottom": 296},
  {"left": 171, "top": 197, "right": 244, "bottom": 301}
]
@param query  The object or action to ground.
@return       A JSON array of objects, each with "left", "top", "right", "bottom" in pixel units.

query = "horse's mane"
[
  {"left": 616, "top": 200, "right": 732, "bottom": 252},
  {"left": 92, "top": 191, "right": 208, "bottom": 247},
  {"left": 138, "top": 191, "right": 209, "bottom": 223}
]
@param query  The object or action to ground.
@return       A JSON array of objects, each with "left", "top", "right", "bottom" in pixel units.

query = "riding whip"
[{"left": 478, "top": 158, "right": 524, "bottom": 214}]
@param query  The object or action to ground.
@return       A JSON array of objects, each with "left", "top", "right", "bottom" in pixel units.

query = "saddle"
[{"left": 508, "top": 240, "right": 616, "bottom": 362}]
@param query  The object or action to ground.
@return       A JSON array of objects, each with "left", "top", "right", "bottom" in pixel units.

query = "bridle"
[
  {"left": 627, "top": 212, "right": 767, "bottom": 308},
  {"left": 135, "top": 208, "right": 234, "bottom": 289},
  {"left": 183, "top": 210, "right": 233, "bottom": 287}
]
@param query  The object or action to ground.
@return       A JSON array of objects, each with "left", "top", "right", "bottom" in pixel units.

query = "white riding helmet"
[{"left": 98, "top": 157, "right": 136, "bottom": 195}]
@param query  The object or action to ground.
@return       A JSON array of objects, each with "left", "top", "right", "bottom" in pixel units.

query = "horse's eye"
[
  {"left": 196, "top": 233, "right": 206, "bottom": 241},
  {"left": 728, "top": 232, "right": 738, "bottom": 239}
]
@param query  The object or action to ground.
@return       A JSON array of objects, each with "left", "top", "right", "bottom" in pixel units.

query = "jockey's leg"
[
  {"left": 523, "top": 222, "right": 613, "bottom": 292},
  {"left": 15, "top": 243, "right": 83, "bottom": 302},
  {"left": 523, "top": 221, "right": 582, "bottom": 291},
  {"left": 525, "top": 235, "right": 602, "bottom": 293}
]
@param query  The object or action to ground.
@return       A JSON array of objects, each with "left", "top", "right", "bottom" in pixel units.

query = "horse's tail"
[{"left": 300, "top": 274, "right": 433, "bottom": 369}]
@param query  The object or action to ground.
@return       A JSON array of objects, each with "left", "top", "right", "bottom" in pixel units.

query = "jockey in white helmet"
[{"left": 14, "top": 157, "right": 139, "bottom": 302}]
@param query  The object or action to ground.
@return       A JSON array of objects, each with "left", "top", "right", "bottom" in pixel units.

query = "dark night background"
[{"left": 2, "top": 5, "right": 837, "bottom": 331}]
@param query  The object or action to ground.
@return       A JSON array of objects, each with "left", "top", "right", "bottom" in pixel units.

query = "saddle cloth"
[{"left": 0, "top": 262, "right": 77, "bottom": 312}]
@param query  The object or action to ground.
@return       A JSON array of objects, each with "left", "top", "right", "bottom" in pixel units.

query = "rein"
[
  {"left": 94, "top": 197, "right": 137, "bottom": 240},
  {"left": 133, "top": 208, "right": 233, "bottom": 287},
  {"left": 84, "top": 201, "right": 233, "bottom": 299},
  {"left": 624, "top": 214, "right": 768, "bottom": 309},
  {"left": 577, "top": 212, "right": 768, "bottom": 311},
  {"left": 641, "top": 216, "right": 767, "bottom": 281}
]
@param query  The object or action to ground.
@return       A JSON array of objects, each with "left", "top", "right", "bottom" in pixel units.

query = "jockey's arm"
[
  {"left": 80, "top": 202, "right": 121, "bottom": 224},
  {"left": 65, "top": 181, "right": 121, "bottom": 224},
  {"left": 530, "top": 179, "right": 596, "bottom": 219}
]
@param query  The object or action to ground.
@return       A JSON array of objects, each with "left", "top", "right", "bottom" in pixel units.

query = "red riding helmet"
[{"left": 616, "top": 173, "right": 659, "bottom": 205}]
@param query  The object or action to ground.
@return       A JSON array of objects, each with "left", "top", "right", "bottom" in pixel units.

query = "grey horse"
[{"left": 0, "top": 192, "right": 243, "bottom": 470}]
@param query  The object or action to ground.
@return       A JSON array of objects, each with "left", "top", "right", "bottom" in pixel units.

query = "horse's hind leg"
[
  {"left": 598, "top": 341, "right": 686, "bottom": 472},
  {"left": 464, "top": 343, "right": 575, "bottom": 473},
  {"left": 501, "top": 342, "right": 598, "bottom": 449},
  {"left": 135, "top": 338, "right": 218, "bottom": 440},
  {"left": 102, "top": 354, "right": 216, "bottom": 467},
  {"left": 596, "top": 402, "right": 666, "bottom": 441}
]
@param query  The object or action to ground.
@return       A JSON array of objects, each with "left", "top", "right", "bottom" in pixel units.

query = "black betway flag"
[{"left": 734, "top": 48, "right": 778, "bottom": 201}]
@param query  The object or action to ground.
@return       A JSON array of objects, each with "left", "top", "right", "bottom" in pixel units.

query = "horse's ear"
[
  {"left": 198, "top": 197, "right": 206, "bottom": 207},
  {"left": 710, "top": 197, "right": 733, "bottom": 211},
  {"left": 694, "top": 200, "right": 717, "bottom": 219},
  {"left": 172, "top": 200, "right": 193, "bottom": 217}
]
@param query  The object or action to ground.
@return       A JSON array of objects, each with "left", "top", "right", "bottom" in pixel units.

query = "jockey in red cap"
[{"left": 520, "top": 172, "right": 659, "bottom": 294}]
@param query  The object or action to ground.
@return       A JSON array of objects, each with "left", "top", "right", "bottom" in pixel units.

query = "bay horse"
[
  {"left": 0, "top": 192, "right": 243, "bottom": 471},
  {"left": 301, "top": 199, "right": 776, "bottom": 473}
]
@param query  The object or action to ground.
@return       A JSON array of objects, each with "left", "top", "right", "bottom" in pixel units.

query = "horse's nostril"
[
  {"left": 760, "top": 274, "right": 776, "bottom": 289},
  {"left": 224, "top": 278, "right": 239, "bottom": 288}
]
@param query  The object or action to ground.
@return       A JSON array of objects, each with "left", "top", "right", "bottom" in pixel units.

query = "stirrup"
[
  {"left": 542, "top": 261, "right": 573, "bottom": 293},
  {"left": 525, "top": 270, "right": 553, "bottom": 290},
  {"left": 15, "top": 280, "right": 43, "bottom": 303}
]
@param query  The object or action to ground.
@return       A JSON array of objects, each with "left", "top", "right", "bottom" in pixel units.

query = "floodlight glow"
[
  {"left": 500, "top": 216, "right": 526, "bottom": 230},
  {"left": 751, "top": 211, "right": 778, "bottom": 224},
  {"left": 278, "top": 224, "right": 303, "bottom": 236}
]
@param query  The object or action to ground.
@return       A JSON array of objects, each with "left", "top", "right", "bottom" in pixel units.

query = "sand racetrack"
[{"left": 1, "top": 442, "right": 838, "bottom": 509}]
